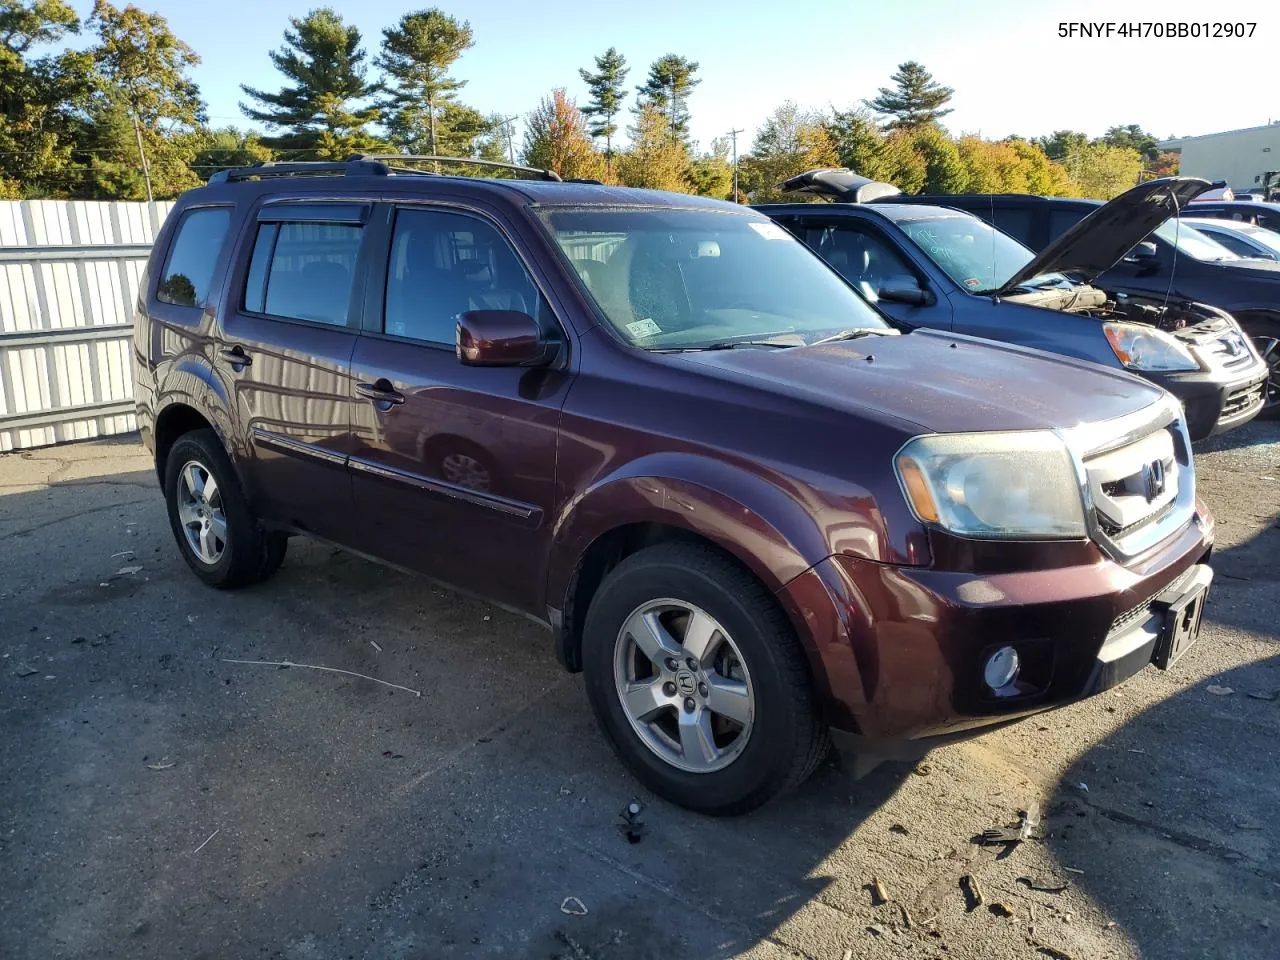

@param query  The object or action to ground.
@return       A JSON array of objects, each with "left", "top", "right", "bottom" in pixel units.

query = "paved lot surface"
[{"left": 1, "top": 424, "right": 1277, "bottom": 960}]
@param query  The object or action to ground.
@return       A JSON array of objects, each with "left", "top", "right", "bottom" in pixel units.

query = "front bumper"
[
  {"left": 776, "top": 506, "right": 1214, "bottom": 750},
  {"left": 1145, "top": 365, "right": 1266, "bottom": 440}
]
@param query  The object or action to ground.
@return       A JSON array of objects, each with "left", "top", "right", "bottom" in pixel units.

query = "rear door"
[
  {"left": 214, "top": 200, "right": 369, "bottom": 543},
  {"left": 346, "top": 202, "right": 572, "bottom": 613}
]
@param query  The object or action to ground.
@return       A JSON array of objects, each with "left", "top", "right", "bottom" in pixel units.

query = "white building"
[{"left": 1159, "top": 123, "right": 1280, "bottom": 194}]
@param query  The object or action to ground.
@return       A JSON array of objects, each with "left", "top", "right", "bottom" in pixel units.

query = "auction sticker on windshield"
[{"left": 749, "top": 222, "right": 789, "bottom": 240}]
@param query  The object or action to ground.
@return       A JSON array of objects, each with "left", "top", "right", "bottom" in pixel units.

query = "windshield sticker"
[
  {"left": 748, "top": 222, "right": 789, "bottom": 240},
  {"left": 626, "top": 318, "right": 662, "bottom": 339}
]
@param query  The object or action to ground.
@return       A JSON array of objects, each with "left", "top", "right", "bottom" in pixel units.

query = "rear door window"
[
  {"left": 156, "top": 207, "right": 232, "bottom": 307},
  {"left": 243, "top": 220, "right": 364, "bottom": 326}
]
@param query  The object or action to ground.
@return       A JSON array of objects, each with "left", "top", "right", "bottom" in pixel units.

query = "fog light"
[{"left": 984, "top": 646, "right": 1020, "bottom": 691}]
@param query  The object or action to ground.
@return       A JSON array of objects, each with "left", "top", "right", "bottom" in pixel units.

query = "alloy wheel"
[
  {"left": 613, "top": 599, "right": 755, "bottom": 773},
  {"left": 176, "top": 460, "right": 227, "bottom": 565}
]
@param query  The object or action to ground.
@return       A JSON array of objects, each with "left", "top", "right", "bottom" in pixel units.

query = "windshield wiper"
[
  {"left": 809, "top": 327, "right": 887, "bottom": 346},
  {"left": 690, "top": 335, "right": 806, "bottom": 351}
]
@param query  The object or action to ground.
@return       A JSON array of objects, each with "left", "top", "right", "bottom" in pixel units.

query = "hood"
[
  {"left": 677, "top": 329, "right": 1164, "bottom": 436},
  {"left": 779, "top": 168, "right": 902, "bottom": 203},
  {"left": 996, "top": 177, "right": 1213, "bottom": 295}
]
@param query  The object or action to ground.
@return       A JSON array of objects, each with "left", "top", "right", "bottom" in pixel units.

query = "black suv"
[{"left": 878, "top": 191, "right": 1280, "bottom": 417}]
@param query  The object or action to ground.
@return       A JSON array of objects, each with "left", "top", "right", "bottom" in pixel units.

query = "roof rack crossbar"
[
  {"left": 352, "top": 154, "right": 563, "bottom": 182},
  {"left": 207, "top": 159, "right": 392, "bottom": 184}
]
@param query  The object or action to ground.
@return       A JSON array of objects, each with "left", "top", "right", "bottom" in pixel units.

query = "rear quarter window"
[{"left": 156, "top": 207, "right": 232, "bottom": 307}]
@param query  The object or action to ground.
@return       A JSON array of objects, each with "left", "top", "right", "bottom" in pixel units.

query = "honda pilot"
[{"left": 134, "top": 157, "right": 1216, "bottom": 814}]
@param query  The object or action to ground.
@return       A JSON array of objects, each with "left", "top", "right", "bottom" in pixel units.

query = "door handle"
[
  {"left": 355, "top": 380, "right": 405, "bottom": 405},
  {"left": 219, "top": 346, "right": 252, "bottom": 368}
]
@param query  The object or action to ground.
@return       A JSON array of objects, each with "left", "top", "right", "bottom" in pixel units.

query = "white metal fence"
[{"left": 0, "top": 200, "right": 172, "bottom": 451}]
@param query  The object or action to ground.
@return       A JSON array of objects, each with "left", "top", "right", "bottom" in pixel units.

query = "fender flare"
[
  {"left": 153, "top": 357, "right": 243, "bottom": 484},
  {"left": 546, "top": 453, "right": 840, "bottom": 615}
]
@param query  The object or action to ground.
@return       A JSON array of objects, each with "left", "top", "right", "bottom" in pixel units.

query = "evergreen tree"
[
  {"left": 578, "top": 47, "right": 627, "bottom": 158},
  {"left": 376, "top": 8, "right": 473, "bottom": 156},
  {"left": 635, "top": 54, "right": 699, "bottom": 141},
  {"left": 522, "top": 88, "right": 603, "bottom": 181},
  {"left": 90, "top": 0, "right": 205, "bottom": 201},
  {"left": 1035, "top": 129, "right": 1088, "bottom": 162},
  {"left": 907, "top": 123, "right": 967, "bottom": 193},
  {"left": 865, "top": 60, "right": 953, "bottom": 130},
  {"left": 617, "top": 102, "right": 690, "bottom": 191},
  {"left": 1101, "top": 124, "right": 1160, "bottom": 165},
  {"left": 240, "top": 8, "right": 381, "bottom": 159}
]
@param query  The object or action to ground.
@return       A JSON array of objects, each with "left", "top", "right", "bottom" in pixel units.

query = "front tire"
[
  {"left": 1241, "top": 317, "right": 1280, "bottom": 419},
  {"left": 163, "top": 429, "right": 287, "bottom": 588},
  {"left": 582, "top": 541, "right": 829, "bottom": 815}
]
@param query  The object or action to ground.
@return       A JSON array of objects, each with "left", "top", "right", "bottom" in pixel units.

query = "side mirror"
[
  {"left": 877, "top": 277, "right": 933, "bottom": 306},
  {"left": 456, "top": 310, "right": 554, "bottom": 367},
  {"left": 1124, "top": 240, "right": 1159, "bottom": 266}
]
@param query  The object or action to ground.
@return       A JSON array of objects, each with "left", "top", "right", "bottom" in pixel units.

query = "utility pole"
[
  {"left": 727, "top": 128, "right": 743, "bottom": 203},
  {"left": 500, "top": 115, "right": 519, "bottom": 164}
]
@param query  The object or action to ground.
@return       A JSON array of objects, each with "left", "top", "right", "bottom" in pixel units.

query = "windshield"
[
  {"left": 537, "top": 207, "right": 891, "bottom": 349},
  {"left": 896, "top": 215, "right": 1052, "bottom": 292},
  {"left": 1152, "top": 220, "right": 1240, "bottom": 261}
]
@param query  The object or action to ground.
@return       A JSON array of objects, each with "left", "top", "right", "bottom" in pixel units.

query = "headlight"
[
  {"left": 1103, "top": 322, "right": 1199, "bottom": 372},
  {"left": 895, "top": 431, "right": 1086, "bottom": 539}
]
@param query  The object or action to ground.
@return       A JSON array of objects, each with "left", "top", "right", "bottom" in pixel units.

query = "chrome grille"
[
  {"left": 1221, "top": 381, "right": 1265, "bottom": 420},
  {"left": 1066, "top": 402, "right": 1196, "bottom": 562}
]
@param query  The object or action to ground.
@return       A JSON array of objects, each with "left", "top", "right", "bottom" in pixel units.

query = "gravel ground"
[{"left": 0, "top": 423, "right": 1276, "bottom": 960}]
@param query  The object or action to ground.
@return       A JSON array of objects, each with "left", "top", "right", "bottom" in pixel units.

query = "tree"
[
  {"left": 1064, "top": 141, "right": 1143, "bottom": 199},
  {"left": 617, "top": 102, "right": 690, "bottom": 192},
  {"left": 0, "top": 0, "right": 95, "bottom": 197},
  {"left": 739, "top": 101, "right": 838, "bottom": 202},
  {"left": 635, "top": 54, "right": 699, "bottom": 141},
  {"left": 1035, "top": 129, "right": 1088, "bottom": 162},
  {"left": 687, "top": 136, "right": 731, "bottom": 199},
  {"left": 578, "top": 46, "right": 627, "bottom": 160},
  {"left": 906, "top": 123, "right": 966, "bottom": 194},
  {"left": 521, "top": 88, "right": 603, "bottom": 181},
  {"left": 865, "top": 61, "right": 953, "bottom": 130},
  {"left": 1102, "top": 124, "right": 1160, "bottom": 165},
  {"left": 90, "top": 0, "right": 205, "bottom": 201},
  {"left": 474, "top": 112, "right": 513, "bottom": 164},
  {"left": 240, "top": 8, "right": 381, "bottom": 159},
  {"left": 377, "top": 8, "right": 472, "bottom": 156},
  {"left": 184, "top": 126, "right": 274, "bottom": 179}
]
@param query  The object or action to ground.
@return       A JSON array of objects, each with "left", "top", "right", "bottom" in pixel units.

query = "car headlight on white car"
[
  {"left": 1102, "top": 322, "right": 1199, "bottom": 372},
  {"left": 895, "top": 431, "right": 1087, "bottom": 539}
]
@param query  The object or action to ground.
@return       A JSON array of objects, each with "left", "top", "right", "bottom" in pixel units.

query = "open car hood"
[
  {"left": 994, "top": 177, "right": 1213, "bottom": 295},
  {"left": 779, "top": 168, "right": 902, "bottom": 203}
]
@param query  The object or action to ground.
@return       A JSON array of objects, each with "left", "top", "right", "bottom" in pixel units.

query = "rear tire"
[
  {"left": 163, "top": 428, "right": 288, "bottom": 589},
  {"left": 582, "top": 541, "right": 829, "bottom": 815}
]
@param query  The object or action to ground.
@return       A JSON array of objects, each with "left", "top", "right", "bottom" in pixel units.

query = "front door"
[
  {"left": 779, "top": 218, "right": 951, "bottom": 330},
  {"left": 347, "top": 204, "right": 572, "bottom": 614},
  {"left": 214, "top": 201, "right": 369, "bottom": 543}
]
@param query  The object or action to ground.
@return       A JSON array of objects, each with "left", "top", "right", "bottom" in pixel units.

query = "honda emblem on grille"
[{"left": 1142, "top": 459, "right": 1167, "bottom": 502}]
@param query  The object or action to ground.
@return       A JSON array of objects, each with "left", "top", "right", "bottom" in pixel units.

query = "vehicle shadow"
[{"left": 1041, "top": 507, "right": 1280, "bottom": 960}]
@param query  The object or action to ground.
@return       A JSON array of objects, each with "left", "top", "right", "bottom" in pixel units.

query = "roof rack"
[
  {"left": 353, "top": 154, "right": 563, "bottom": 182},
  {"left": 207, "top": 158, "right": 392, "bottom": 184}
]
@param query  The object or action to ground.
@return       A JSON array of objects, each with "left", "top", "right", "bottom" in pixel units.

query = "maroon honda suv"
[{"left": 133, "top": 157, "right": 1215, "bottom": 814}]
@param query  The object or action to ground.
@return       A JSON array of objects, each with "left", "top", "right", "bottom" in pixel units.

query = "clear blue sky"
[{"left": 72, "top": 0, "right": 1280, "bottom": 152}]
